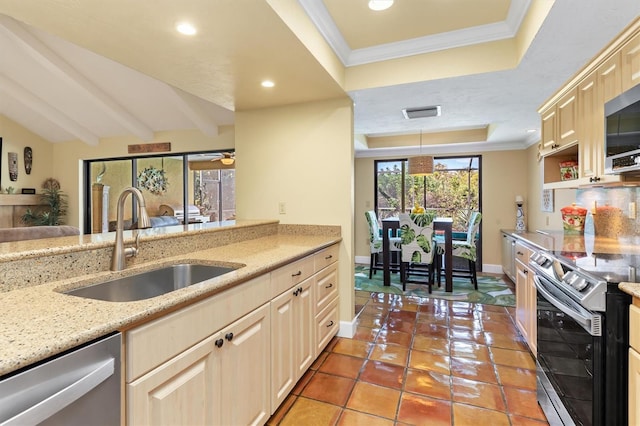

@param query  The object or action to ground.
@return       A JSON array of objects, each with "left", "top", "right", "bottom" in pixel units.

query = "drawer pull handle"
[
  {"left": 225, "top": 332, "right": 234, "bottom": 341},
  {"left": 215, "top": 339, "right": 224, "bottom": 348},
  {"left": 292, "top": 271, "right": 302, "bottom": 277},
  {"left": 327, "top": 321, "right": 334, "bottom": 328},
  {"left": 516, "top": 251, "right": 524, "bottom": 255},
  {"left": 325, "top": 283, "right": 333, "bottom": 289},
  {"left": 325, "top": 255, "right": 333, "bottom": 260}
]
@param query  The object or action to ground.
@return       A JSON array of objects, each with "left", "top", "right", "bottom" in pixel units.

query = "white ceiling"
[{"left": 0, "top": 1, "right": 638, "bottom": 157}]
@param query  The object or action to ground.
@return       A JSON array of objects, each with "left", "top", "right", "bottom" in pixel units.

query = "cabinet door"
[
  {"left": 219, "top": 303, "right": 271, "bottom": 426},
  {"left": 622, "top": 31, "right": 640, "bottom": 92},
  {"left": 578, "top": 72, "right": 601, "bottom": 180},
  {"left": 526, "top": 271, "right": 537, "bottom": 356},
  {"left": 515, "top": 262, "right": 529, "bottom": 344},
  {"left": 296, "top": 278, "right": 315, "bottom": 377},
  {"left": 128, "top": 333, "right": 221, "bottom": 426},
  {"left": 598, "top": 52, "right": 622, "bottom": 103},
  {"left": 540, "top": 106, "right": 558, "bottom": 155},
  {"left": 557, "top": 88, "right": 578, "bottom": 147},
  {"left": 630, "top": 348, "right": 640, "bottom": 426}
]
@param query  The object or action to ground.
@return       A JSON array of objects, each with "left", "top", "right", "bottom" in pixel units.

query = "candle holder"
[{"left": 515, "top": 195, "right": 526, "bottom": 231}]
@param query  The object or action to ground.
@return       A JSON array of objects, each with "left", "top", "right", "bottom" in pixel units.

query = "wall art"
[
  {"left": 24, "top": 147, "right": 32, "bottom": 174},
  {"left": 542, "top": 189, "right": 554, "bottom": 212},
  {"left": 8, "top": 152, "right": 18, "bottom": 181}
]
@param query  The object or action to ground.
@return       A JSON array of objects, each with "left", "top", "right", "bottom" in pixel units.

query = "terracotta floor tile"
[
  {"left": 375, "top": 329, "right": 412, "bottom": 347},
  {"left": 301, "top": 372, "right": 355, "bottom": 406},
  {"left": 418, "top": 299, "right": 450, "bottom": 315},
  {"left": 369, "top": 343, "right": 409, "bottom": 367},
  {"left": 452, "top": 402, "right": 510, "bottom": 426},
  {"left": 478, "top": 311, "right": 512, "bottom": 322},
  {"left": 291, "top": 369, "right": 314, "bottom": 395},
  {"left": 337, "top": 410, "right": 395, "bottom": 426},
  {"left": 449, "top": 328, "right": 486, "bottom": 344},
  {"left": 417, "top": 311, "right": 449, "bottom": 325},
  {"left": 346, "top": 382, "right": 401, "bottom": 420},
  {"left": 404, "top": 368, "right": 452, "bottom": 401},
  {"left": 332, "top": 338, "right": 373, "bottom": 358},
  {"left": 484, "top": 331, "right": 528, "bottom": 350},
  {"left": 266, "top": 394, "right": 296, "bottom": 425},
  {"left": 359, "top": 360, "right": 405, "bottom": 389},
  {"left": 481, "top": 321, "right": 520, "bottom": 336},
  {"left": 319, "top": 352, "right": 366, "bottom": 379},
  {"left": 452, "top": 376, "right": 506, "bottom": 412},
  {"left": 352, "top": 326, "right": 380, "bottom": 342},
  {"left": 383, "top": 317, "right": 415, "bottom": 333},
  {"left": 396, "top": 393, "right": 452, "bottom": 426},
  {"left": 503, "top": 387, "right": 548, "bottom": 421},
  {"left": 414, "top": 323, "right": 450, "bottom": 339},
  {"left": 357, "top": 313, "right": 386, "bottom": 329},
  {"left": 490, "top": 347, "right": 536, "bottom": 370},
  {"left": 408, "top": 349, "right": 451, "bottom": 375},
  {"left": 279, "top": 397, "right": 341, "bottom": 426},
  {"left": 388, "top": 310, "right": 418, "bottom": 322},
  {"left": 450, "top": 340, "right": 491, "bottom": 362},
  {"left": 412, "top": 335, "right": 449, "bottom": 355},
  {"left": 450, "top": 356, "right": 498, "bottom": 384},
  {"left": 509, "top": 414, "right": 551, "bottom": 425},
  {"left": 496, "top": 364, "right": 537, "bottom": 390},
  {"left": 475, "top": 304, "right": 510, "bottom": 313},
  {"left": 310, "top": 352, "right": 327, "bottom": 370},
  {"left": 450, "top": 317, "right": 483, "bottom": 330}
]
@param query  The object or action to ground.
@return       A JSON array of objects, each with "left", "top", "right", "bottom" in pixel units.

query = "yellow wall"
[
  {"left": 0, "top": 115, "right": 55, "bottom": 195},
  {"left": 51, "top": 127, "right": 235, "bottom": 228},
  {"left": 235, "top": 97, "right": 355, "bottom": 323},
  {"left": 354, "top": 149, "right": 530, "bottom": 270}
]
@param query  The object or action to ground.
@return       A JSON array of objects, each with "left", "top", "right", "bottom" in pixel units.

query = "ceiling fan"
[{"left": 210, "top": 152, "right": 235, "bottom": 165}]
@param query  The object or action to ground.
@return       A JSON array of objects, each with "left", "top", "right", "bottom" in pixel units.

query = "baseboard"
[
  {"left": 483, "top": 263, "right": 503, "bottom": 274},
  {"left": 338, "top": 319, "right": 356, "bottom": 338},
  {"left": 355, "top": 255, "right": 369, "bottom": 265}
]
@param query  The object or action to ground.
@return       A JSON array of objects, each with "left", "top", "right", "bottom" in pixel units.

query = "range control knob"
[{"left": 572, "top": 277, "right": 588, "bottom": 291}]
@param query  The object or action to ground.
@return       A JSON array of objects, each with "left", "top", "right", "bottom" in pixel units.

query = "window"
[
  {"left": 375, "top": 155, "right": 481, "bottom": 232},
  {"left": 83, "top": 151, "right": 235, "bottom": 233}
]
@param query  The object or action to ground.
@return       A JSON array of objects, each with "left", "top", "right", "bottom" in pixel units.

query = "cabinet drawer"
[
  {"left": 315, "top": 263, "right": 338, "bottom": 313},
  {"left": 631, "top": 304, "right": 640, "bottom": 351},
  {"left": 515, "top": 242, "right": 531, "bottom": 265},
  {"left": 314, "top": 244, "right": 339, "bottom": 272},
  {"left": 126, "top": 274, "right": 270, "bottom": 382},
  {"left": 315, "top": 298, "right": 339, "bottom": 354},
  {"left": 271, "top": 255, "right": 314, "bottom": 298}
]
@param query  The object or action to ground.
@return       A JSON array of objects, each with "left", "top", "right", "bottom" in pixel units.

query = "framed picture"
[{"left": 542, "top": 189, "right": 554, "bottom": 212}]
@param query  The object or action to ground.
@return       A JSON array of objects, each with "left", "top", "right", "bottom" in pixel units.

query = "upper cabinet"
[{"left": 539, "top": 18, "right": 640, "bottom": 188}]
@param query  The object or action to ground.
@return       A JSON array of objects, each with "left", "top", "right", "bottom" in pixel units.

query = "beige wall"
[
  {"left": 354, "top": 149, "right": 531, "bottom": 270},
  {"left": 0, "top": 115, "right": 55, "bottom": 195},
  {"left": 235, "top": 97, "right": 355, "bottom": 323},
  {"left": 51, "top": 127, "right": 235, "bottom": 228}
]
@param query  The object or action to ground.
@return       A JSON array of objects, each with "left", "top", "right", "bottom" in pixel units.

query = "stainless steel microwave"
[{"left": 604, "top": 83, "right": 640, "bottom": 174}]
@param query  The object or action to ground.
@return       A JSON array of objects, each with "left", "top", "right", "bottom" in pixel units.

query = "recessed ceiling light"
[
  {"left": 176, "top": 22, "right": 197, "bottom": 36},
  {"left": 261, "top": 80, "right": 275, "bottom": 88},
  {"left": 368, "top": 0, "right": 394, "bottom": 11}
]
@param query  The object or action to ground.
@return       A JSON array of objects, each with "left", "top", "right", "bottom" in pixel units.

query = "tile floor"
[{"left": 267, "top": 289, "right": 549, "bottom": 426}]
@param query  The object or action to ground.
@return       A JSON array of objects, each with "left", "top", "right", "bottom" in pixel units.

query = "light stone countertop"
[
  {"left": 619, "top": 282, "right": 640, "bottom": 299},
  {"left": 0, "top": 231, "right": 340, "bottom": 376}
]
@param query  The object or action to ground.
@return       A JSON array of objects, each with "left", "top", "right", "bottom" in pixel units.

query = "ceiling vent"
[{"left": 402, "top": 105, "right": 441, "bottom": 119}]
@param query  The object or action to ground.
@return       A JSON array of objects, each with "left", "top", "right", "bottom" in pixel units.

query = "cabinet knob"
[
  {"left": 225, "top": 332, "right": 234, "bottom": 341},
  {"left": 293, "top": 288, "right": 300, "bottom": 296},
  {"left": 590, "top": 176, "right": 601, "bottom": 183},
  {"left": 326, "top": 320, "right": 334, "bottom": 328},
  {"left": 215, "top": 338, "right": 224, "bottom": 348}
]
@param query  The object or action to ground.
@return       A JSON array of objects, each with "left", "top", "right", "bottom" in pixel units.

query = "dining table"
[{"left": 382, "top": 216, "right": 454, "bottom": 292}]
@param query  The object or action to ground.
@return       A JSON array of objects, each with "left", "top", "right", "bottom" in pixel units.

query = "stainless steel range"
[{"left": 529, "top": 250, "right": 631, "bottom": 426}]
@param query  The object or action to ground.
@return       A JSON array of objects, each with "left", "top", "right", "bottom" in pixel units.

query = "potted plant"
[{"left": 21, "top": 178, "right": 68, "bottom": 226}]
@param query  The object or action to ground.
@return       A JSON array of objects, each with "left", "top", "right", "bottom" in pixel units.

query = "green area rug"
[{"left": 355, "top": 265, "right": 515, "bottom": 307}]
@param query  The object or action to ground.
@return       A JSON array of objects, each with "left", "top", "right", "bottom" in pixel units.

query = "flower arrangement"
[{"left": 137, "top": 166, "right": 168, "bottom": 195}]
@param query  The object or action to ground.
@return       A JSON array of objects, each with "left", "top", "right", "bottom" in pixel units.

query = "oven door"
[{"left": 534, "top": 274, "right": 604, "bottom": 426}]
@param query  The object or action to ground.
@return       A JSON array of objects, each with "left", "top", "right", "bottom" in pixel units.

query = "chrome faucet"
[{"left": 111, "top": 187, "right": 152, "bottom": 271}]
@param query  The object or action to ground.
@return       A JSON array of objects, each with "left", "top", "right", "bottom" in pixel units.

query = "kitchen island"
[{"left": 0, "top": 220, "right": 341, "bottom": 377}]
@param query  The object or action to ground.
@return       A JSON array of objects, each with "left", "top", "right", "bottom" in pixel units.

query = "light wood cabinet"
[
  {"left": 539, "top": 88, "right": 578, "bottom": 157},
  {"left": 501, "top": 232, "right": 516, "bottom": 282},
  {"left": 621, "top": 31, "right": 640, "bottom": 92},
  {"left": 271, "top": 276, "right": 314, "bottom": 410},
  {"left": 598, "top": 51, "right": 622, "bottom": 103},
  {"left": 629, "top": 304, "right": 640, "bottom": 426},
  {"left": 514, "top": 241, "right": 536, "bottom": 355}
]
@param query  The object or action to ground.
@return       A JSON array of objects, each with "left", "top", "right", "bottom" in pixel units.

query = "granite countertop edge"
[{"left": 0, "top": 232, "right": 341, "bottom": 377}]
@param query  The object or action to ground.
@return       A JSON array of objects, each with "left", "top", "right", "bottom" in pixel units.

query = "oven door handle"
[{"left": 533, "top": 275, "right": 601, "bottom": 336}]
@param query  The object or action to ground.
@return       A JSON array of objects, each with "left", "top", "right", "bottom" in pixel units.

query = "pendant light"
[{"left": 408, "top": 131, "right": 434, "bottom": 176}]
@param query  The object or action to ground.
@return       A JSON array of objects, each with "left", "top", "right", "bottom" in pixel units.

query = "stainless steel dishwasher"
[{"left": 0, "top": 332, "right": 121, "bottom": 426}]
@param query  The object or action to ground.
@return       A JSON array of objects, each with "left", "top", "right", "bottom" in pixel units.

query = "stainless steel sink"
[{"left": 63, "top": 263, "right": 239, "bottom": 302}]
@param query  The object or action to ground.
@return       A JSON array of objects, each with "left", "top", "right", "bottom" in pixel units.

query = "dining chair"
[
  {"left": 365, "top": 210, "right": 401, "bottom": 279},
  {"left": 398, "top": 212, "right": 438, "bottom": 292},
  {"left": 437, "top": 211, "right": 482, "bottom": 289}
]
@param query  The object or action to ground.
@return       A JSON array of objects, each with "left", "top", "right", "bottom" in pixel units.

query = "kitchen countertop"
[{"left": 0, "top": 230, "right": 341, "bottom": 376}]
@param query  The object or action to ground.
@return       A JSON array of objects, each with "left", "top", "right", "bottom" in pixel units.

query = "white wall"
[{"left": 235, "top": 97, "right": 355, "bottom": 324}]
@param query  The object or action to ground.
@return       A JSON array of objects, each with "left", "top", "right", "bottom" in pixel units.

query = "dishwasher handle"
[{"left": 1, "top": 358, "right": 114, "bottom": 426}]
